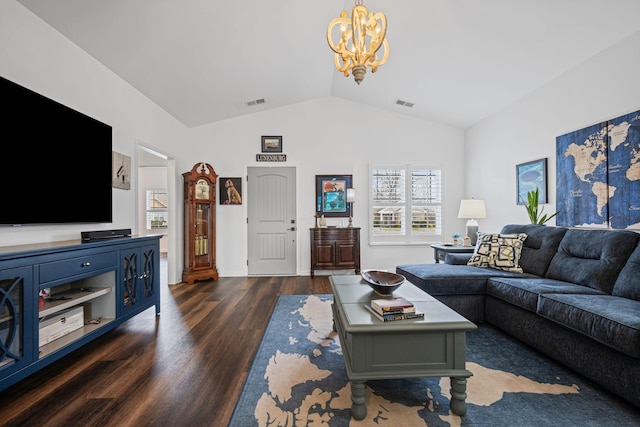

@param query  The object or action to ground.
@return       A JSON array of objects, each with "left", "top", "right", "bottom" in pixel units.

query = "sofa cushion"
[
  {"left": 487, "top": 277, "right": 606, "bottom": 312},
  {"left": 396, "top": 263, "right": 535, "bottom": 296},
  {"left": 613, "top": 243, "right": 640, "bottom": 301},
  {"left": 546, "top": 228, "right": 640, "bottom": 294},
  {"left": 499, "top": 224, "right": 567, "bottom": 277},
  {"left": 537, "top": 294, "right": 640, "bottom": 358},
  {"left": 467, "top": 233, "right": 527, "bottom": 272}
]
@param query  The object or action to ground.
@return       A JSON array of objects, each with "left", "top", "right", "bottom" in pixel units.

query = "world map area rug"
[{"left": 228, "top": 294, "right": 640, "bottom": 427}]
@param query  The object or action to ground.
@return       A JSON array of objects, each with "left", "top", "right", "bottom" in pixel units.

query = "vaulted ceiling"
[{"left": 18, "top": 0, "right": 640, "bottom": 129}]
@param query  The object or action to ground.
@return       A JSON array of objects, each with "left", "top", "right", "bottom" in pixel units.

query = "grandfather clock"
[{"left": 182, "top": 162, "right": 219, "bottom": 284}]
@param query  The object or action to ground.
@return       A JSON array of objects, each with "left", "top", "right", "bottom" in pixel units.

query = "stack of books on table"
[{"left": 365, "top": 297, "right": 425, "bottom": 322}]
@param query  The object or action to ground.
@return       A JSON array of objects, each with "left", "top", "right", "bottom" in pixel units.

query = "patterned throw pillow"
[{"left": 467, "top": 233, "right": 527, "bottom": 273}]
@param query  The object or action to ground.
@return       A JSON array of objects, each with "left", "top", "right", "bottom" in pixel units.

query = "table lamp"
[
  {"left": 458, "top": 199, "right": 486, "bottom": 245},
  {"left": 347, "top": 188, "right": 356, "bottom": 227}
]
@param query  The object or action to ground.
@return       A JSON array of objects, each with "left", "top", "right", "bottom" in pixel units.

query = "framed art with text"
[
  {"left": 516, "top": 158, "right": 547, "bottom": 205},
  {"left": 316, "top": 175, "right": 352, "bottom": 217},
  {"left": 555, "top": 109, "right": 640, "bottom": 229}
]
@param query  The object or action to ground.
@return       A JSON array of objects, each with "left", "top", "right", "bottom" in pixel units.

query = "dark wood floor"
[{"left": 0, "top": 274, "right": 332, "bottom": 427}]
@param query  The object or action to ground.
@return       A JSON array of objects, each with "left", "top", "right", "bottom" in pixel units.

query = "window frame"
[
  {"left": 369, "top": 164, "right": 443, "bottom": 246},
  {"left": 145, "top": 188, "right": 169, "bottom": 230}
]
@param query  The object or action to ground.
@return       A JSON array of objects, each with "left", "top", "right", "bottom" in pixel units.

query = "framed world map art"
[{"left": 556, "top": 109, "right": 640, "bottom": 229}]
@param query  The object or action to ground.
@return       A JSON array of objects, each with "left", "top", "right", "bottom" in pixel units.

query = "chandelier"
[{"left": 326, "top": 0, "right": 389, "bottom": 85}]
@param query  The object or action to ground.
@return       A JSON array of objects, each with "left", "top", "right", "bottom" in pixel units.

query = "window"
[
  {"left": 146, "top": 189, "right": 168, "bottom": 230},
  {"left": 370, "top": 165, "right": 442, "bottom": 244}
]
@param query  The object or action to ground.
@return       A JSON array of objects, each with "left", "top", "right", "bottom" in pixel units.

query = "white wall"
[
  {"left": 0, "top": 1, "right": 185, "bottom": 249},
  {"left": 465, "top": 30, "right": 640, "bottom": 234},
  {"left": 0, "top": 0, "right": 466, "bottom": 281},
  {"left": 13, "top": 2, "right": 636, "bottom": 279},
  {"left": 185, "top": 97, "right": 466, "bottom": 276}
]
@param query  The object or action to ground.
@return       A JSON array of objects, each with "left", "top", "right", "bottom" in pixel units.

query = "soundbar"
[{"left": 81, "top": 228, "right": 132, "bottom": 242}]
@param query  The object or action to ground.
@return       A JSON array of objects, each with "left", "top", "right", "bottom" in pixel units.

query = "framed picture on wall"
[
  {"left": 315, "top": 174, "right": 352, "bottom": 217},
  {"left": 516, "top": 158, "right": 547, "bottom": 205},
  {"left": 261, "top": 136, "right": 282, "bottom": 153},
  {"left": 220, "top": 177, "right": 243, "bottom": 205},
  {"left": 112, "top": 151, "right": 131, "bottom": 190}
]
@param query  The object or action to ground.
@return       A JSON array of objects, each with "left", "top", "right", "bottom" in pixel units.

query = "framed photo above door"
[
  {"left": 316, "top": 174, "right": 352, "bottom": 217},
  {"left": 261, "top": 136, "right": 282, "bottom": 153}
]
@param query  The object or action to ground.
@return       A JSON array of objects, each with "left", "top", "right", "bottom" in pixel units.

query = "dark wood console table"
[{"left": 310, "top": 227, "right": 360, "bottom": 277}]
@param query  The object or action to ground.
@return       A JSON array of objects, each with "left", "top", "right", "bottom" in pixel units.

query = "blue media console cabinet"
[{"left": 0, "top": 235, "right": 161, "bottom": 391}]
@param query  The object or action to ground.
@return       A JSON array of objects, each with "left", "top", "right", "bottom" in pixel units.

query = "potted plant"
[{"left": 521, "top": 188, "right": 559, "bottom": 225}]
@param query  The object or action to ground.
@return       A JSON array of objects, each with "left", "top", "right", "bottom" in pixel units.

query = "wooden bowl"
[{"left": 361, "top": 270, "right": 406, "bottom": 295}]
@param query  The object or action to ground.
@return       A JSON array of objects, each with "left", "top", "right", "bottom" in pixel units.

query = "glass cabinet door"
[
  {"left": 195, "top": 203, "right": 211, "bottom": 266},
  {"left": 121, "top": 251, "right": 138, "bottom": 310},
  {"left": 0, "top": 266, "right": 34, "bottom": 376}
]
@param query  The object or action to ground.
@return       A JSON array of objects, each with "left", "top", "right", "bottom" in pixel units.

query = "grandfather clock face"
[{"left": 195, "top": 178, "right": 210, "bottom": 200}]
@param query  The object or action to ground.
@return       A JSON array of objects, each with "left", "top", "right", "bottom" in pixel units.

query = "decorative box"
[{"left": 39, "top": 306, "right": 84, "bottom": 347}]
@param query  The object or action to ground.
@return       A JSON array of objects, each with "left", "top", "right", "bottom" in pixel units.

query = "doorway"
[
  {"left": 247, "top": 166, "right": 297, "bottom": 275},
  {"left": 136, "top": 142, "right": 179, "bottom": 285}
]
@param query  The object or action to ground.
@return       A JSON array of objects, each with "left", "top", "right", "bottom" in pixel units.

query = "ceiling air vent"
[
  {"left": 246, "top": 98, "right": 266, "bottom": 107},
  {"left": 395, "top": 99, "right": 415, "bottom": 108}
]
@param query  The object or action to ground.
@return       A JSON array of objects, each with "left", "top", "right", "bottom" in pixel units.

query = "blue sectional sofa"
[{"left": 396, "top": 224, "right": 640, "bottom": 409}]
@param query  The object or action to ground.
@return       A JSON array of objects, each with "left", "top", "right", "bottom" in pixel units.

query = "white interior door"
[{"left": 247, "top": 167, "right": 297, "bottom": 275}]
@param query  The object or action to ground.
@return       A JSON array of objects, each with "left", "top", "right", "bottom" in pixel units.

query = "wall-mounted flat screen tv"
[{"left": 0, "top": 75, "right": 113, "bottom": 226}]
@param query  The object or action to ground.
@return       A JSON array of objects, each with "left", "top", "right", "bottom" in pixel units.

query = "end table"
[{"left": 430, "top": 243, "right": 474, "bottom": 263}]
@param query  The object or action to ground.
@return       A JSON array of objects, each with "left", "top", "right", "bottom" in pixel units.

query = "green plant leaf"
[{"left": 522, "top": 188, "right": 560, "bottom": 225}]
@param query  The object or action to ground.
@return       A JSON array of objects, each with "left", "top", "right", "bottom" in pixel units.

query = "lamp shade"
[
  {"left": 346, "top": 188, "right": 356, "bottom": 203},
  {"left": 458, "top": 199, "right": 486, "bottom": 219}
]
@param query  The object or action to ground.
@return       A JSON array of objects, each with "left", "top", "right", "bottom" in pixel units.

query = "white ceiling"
[{"left": 17, "top": 0, "right": 640, "bottom": 129}]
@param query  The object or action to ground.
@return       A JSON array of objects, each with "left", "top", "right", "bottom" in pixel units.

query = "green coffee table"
[{"left": 330, "top": 275, "right": 477, "bottom": 420}]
